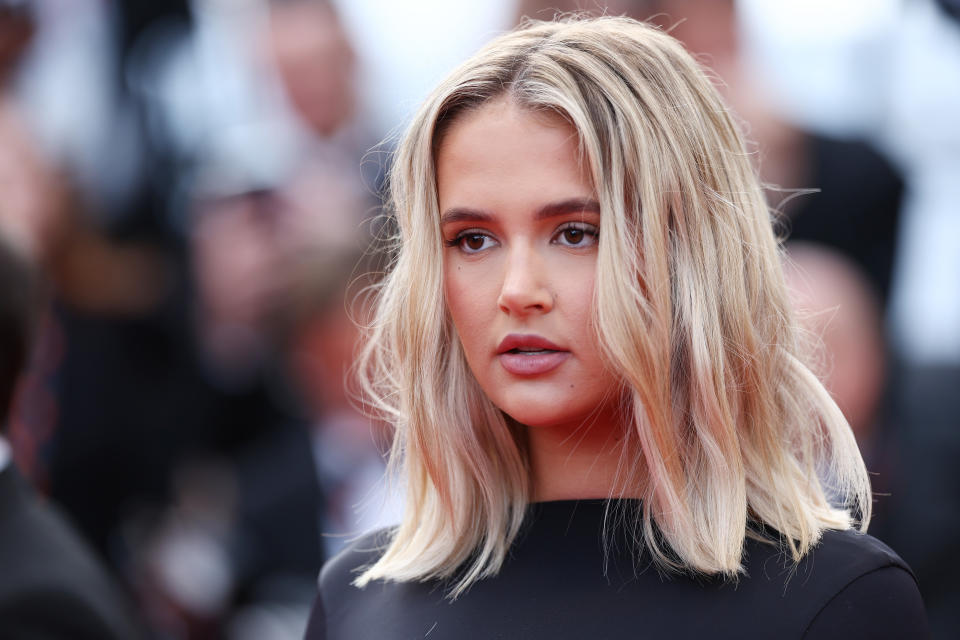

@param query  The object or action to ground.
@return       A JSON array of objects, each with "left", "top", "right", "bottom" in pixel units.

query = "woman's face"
[{"left": 438, "top": 98, "right": 619, "bottom": 432}]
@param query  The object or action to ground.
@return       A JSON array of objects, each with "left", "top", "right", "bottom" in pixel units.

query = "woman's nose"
[{"left": 497, "top": 245, "right": 553, "bottom": 316}]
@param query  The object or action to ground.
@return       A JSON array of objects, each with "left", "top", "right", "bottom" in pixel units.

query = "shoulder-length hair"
[{"left": 355, "top": 16, "right": 870, "bottom": 596}]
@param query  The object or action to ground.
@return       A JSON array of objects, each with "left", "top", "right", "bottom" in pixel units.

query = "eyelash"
[
  {"left": 553, "top": 222, "right": 599, "bottom": 248},
  {"left": 445, "top": 230, "right": 496, "bottom": 253},
  {"left": 445, "top": 222, "right": 599, "bottom": 254}
]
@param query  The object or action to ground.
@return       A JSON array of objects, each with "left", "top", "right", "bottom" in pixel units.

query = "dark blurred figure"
[{"left": 0, "top": 229, "right": 146, "bottom": 637}]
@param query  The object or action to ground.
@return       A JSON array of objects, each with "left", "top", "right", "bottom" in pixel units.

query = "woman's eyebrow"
[
  {"left": 534, "top": 197, "right": 600, "bottom": 219},
  {"left": 440, "top": 208, "right": 493, "bottom": 225},
  {"left": 440, "top": 198, "right": 600, "bottom": 225}
]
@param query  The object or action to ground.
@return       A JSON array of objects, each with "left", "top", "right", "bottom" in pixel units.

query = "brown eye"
[
  {"left": 464, "top": 234, "right": 486, "bottom": 251},
  {"left": 452, "top": 232, "right": 495, "bottom": 253},
  {"left": 553, "top": 223, "right": 598, "bottom": 248}
]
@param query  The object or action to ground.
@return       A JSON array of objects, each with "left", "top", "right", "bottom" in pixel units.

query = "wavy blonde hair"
[{"left": 355, "top": 16, "right": 870, "bottom": 596}]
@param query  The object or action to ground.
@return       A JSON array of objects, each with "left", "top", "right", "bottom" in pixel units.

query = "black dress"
[{"left": 306, "top": 500, "right": 927, "bottom": 639}]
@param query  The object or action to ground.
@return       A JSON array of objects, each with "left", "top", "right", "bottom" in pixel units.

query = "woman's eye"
[
  {"left": 450, "top": 232, "right": 496, "bottom": 253},
  {"left": 554, "top": 224, "right": 598, "bottom": 247},
  {"left": 463, "top": 234, "right": 486, "bottom": 251}
]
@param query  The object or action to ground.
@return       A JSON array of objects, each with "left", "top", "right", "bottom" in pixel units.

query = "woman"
[{"left": 307, "top": 17, "right": 926, "bottom": 639}]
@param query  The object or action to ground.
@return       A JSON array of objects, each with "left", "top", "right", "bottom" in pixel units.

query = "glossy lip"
[
  {"left": 496, "top": 334, "right": 566, "bottom": 354},
  {"left": 496, "top": 334, "right": 570, "bottom": 376}
]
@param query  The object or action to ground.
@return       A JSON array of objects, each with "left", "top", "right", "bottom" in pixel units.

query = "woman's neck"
[{"left": 526, "top": 408, "right": 638, "bottom": 502}]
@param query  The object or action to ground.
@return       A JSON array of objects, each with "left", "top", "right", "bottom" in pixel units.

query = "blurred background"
[{"left": 0, "top": 0, "right": 957, "bottom": 637}]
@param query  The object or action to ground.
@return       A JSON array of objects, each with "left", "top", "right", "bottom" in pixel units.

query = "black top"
[{"left": 307, "top": 500, "right": 927, "bottom": 639}]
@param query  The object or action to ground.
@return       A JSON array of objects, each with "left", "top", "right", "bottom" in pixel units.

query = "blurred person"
[
  {"left": 260, "top": 0, "right": 385, "bottom": 203},
  {"left": 782, "top": 243, "right": 887, "bottom": 446},
  {"left": 111, "top": 186, "right": 334, "bottom": 639},
  {"left": 265, "top": 0, "right": 356, "bottom": 138},
  {"left": 308, "top": 17, "right": 925, "bottom": 638},
  {"left": 781, "top": 243, "right": 904, "bottom": 532},
  {"left": 228, "top": 0, "right": 402, "bottom": 557},
  {"left": 206, "top": 0, "right": 402, "bottom": 563},
  {"left": 191, "top": 142, "right": 398, "bottom": 562},
  {"left": 0, "top": 236, "right": 147, "bottom": 639},
  {"left": 277, "top": 192, "right": 401, "bottom": 557},
  {"left": 190, "top": 191, "right": 298, "bottom": 386}
]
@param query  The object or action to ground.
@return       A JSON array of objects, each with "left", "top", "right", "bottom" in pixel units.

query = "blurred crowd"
[{"left": 0, "top": 0, "right": 957, "bottom": 638}]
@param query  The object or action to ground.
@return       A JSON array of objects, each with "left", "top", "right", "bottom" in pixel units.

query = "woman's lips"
[
  {"left": 496, "top": 334, "right": 570, "bottom": 376},
  {"left": 499, "top": 350, "right": 570, "bottom": 375}
]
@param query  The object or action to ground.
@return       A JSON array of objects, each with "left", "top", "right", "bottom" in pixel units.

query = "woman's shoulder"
[
  {"left": 741, "top": 527, "right": 927, "bottom": 638},
  {"left": 745, "top": 527, "right": 915, "bottom": 591},
  {"left": 305, "top": 528, "right": 396, "bottom": 639},
  {"left": 807, "top": 527, "right": 912, "bottom": 573}
]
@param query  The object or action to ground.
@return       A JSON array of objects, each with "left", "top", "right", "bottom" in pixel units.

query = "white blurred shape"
[
  {"left": 153, "top": 522, "right": 233, "bottom": 616},
  {"left": 738, "top": 0, "right": 899, "bottom": 135},
  {"left": 332, "top": 0, "right": 514, "bottom": 137}
]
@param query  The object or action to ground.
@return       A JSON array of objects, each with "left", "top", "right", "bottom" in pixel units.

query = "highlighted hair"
[{"left": 355, "top": 17, "right": 870, "bottom": 596}]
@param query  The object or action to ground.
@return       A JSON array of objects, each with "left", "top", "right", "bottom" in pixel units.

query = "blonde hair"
[{"left": 355, "top": 16, "right": 870, "bottom": 596}]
